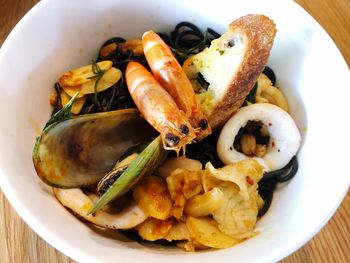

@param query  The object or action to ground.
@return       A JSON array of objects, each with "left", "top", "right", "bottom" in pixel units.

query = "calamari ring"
[{"left": 217, "top": 103, "right": 301, "bottom": 171}]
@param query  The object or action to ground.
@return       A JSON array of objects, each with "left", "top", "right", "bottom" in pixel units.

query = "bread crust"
[{"left": 208, "top": 15, "right": 277, "bottom": 130}]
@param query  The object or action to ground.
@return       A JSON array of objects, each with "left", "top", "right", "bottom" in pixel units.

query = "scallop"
[{"left": 217, "top": 103, "right": 301, "bottom": 171}]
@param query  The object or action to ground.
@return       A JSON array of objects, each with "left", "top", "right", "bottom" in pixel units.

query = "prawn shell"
[
  {"left": 142, "top": 31, "right": 211, "bottom": 140},
  {"left": 125, "top": 62, "right": 196, "bottom": 150},
  {"left": 33, "top": 109, "right": 156, "bottom": 188}
]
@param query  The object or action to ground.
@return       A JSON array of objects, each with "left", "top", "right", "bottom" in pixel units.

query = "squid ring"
[
  {"left": 217, "top": 103, "right": 301, "bottom": 171},
  {"left": 53, "top": 188, "right": 147, "bottom": 229}
]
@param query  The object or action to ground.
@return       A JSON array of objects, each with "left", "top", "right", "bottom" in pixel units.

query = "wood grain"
[
  {"left": 0, "top": 0, "right": 349, "bottom": 262},
  {"left": 0, "top": 191, "right": 75, "bottom": 263},
  {"left": 0, "top": 0, "right": 37, "bottom": 44}
]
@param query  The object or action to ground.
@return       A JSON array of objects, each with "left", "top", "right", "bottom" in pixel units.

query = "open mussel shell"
[
  {"left": 97, "top": 152, "right": 139, "bottom": 196},
  {"left": 33, "top": 109, "right": 156, "bottom": 188}
]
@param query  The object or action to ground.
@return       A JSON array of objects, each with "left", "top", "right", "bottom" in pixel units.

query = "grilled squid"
[{"left": 217, "top": 103, "right": 301, "bottom": 171}]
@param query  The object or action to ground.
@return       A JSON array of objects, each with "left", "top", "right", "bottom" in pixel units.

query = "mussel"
[
  {"left": 97, "top": 152, "right": 139, "bottom": 196},
  {"left": 33, "top": 109, "right": 157, "bottom": 188}
]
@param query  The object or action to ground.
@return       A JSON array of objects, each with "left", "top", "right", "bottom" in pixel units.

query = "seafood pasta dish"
[{"left": 33, "top": 14, "right": 301, "bottom": 251}]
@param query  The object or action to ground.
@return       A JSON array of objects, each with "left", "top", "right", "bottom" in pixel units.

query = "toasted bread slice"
[{"left": 183, "top": 14, "right": 277, "bottom": 130}]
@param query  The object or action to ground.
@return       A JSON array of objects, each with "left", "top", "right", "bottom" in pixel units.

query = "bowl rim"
[{"left": 0, "top": 0, "right": 350, "bottom": 262}]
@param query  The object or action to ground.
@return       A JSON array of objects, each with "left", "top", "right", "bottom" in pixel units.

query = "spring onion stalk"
[{"left": 88, "top": 135, "right": 167, "bottom": 215}]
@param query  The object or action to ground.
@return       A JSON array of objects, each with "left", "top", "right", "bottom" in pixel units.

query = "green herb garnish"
[
  {"left": 43, "top": 92, "right": 79, "bottom": 130},
  {"left": 88, "top": 135, "right": 167, "bottom": 215},
  {"left": 88, "top": 60, "right": 106, "bottom": 111},
  {"left": 245, "top": 82, "right": 258, "bottom": 104}
]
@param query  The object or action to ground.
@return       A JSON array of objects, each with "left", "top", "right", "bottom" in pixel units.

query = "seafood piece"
[
  {"left": 133, "top": 175, "right": 173, "bottom": 220},
  {"left": 166, "top": 170, "right": 186, "bottom": 219},
  {"left": 100, "top": 39, "right": 144, "bottom": 58},
  {"left": 212, "top": 181, "right": 260, "bottom": 239},
  {"left": 60, "top": 85, "right": 85, "bottom": 98},
  {"left": 183, "top": 14, "right": 277, "bottom": 130},
  {"left": 142, "top": 31, "right": 211, "bottom": 140},
  {"left": 136, "top": 217, "right": 174, "bottom": 241},
  {"left": 205, "top": 159, "right": 263, "bottom": 201},
  {"left": 60, "top": 67, "right": 122, "bottom": 97},
  {"left": 53, "top": 188, "right": 147, "bottom": 229},
  {"left": 60, "top": 90, "right": 87, "bottom": 115},
  {"left": 186, "top": 216, "right": 241, "bottom": 249},
  {"left": 58, "top": 60, "right": 112, "bottom": 87},
  {"left": 203, "top": 161, "right": 263, "bottom": 239},
  {"left": 165, "top": 222, "right": 191, "bottom": 242},
  {"left": 156, "top": 157, "right": 202, "bottom": 179},
  {"left": 33, "top": 109, "right": 156, "bottom": 188},
  {"left": 255, "top": 74, "right": 289, "bottom": 112},
  {"left": 166, "top": 168, "right": 203, "bottom": 218},
  {"left": 217, "top": 103, "right": 301, "bottom": 171},
  {"left": 125, "top": 61, "right": 196, "bottom": 151},
  {"left": 80, "top": 67, "right": 122, "bottom": 95},
  {"left": 57, "top": 62, "right": 122, "bottom": 115},
  {"left": 184, "top": 187, "right": 224, "bottom": 217}
]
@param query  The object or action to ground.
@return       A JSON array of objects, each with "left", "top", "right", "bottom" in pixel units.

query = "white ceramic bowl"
[{"left": 1, "top": 0, "right": 349, "bottom": 262}]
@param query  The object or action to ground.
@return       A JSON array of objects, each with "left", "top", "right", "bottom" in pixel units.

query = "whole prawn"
[
  {"left": 142, "top": 31, "right": 211, "bottom": 140},
  {"left": 126, "top": 61, "right": 196, "bottom": 151}
]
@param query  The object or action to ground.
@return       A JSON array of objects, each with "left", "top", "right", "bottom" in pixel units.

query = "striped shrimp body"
[
  {"left": 126, "top": 62, "right": 196, "bottom": 151},
  {"left": 142, "top": 31, "right": 211, "bottom": 141}
]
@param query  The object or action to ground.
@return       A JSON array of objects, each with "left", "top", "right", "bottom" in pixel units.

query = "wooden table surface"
[{"left": 0, "top": 0, "right": 349, "bottom": 262}]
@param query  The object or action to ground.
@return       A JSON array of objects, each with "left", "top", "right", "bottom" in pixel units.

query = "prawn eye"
[
  {"left": 165, "top": 133, "right": 180, "bottom": 147},
  {"left": 180, "top": 124, "right": 189, "bottom": 135},
  {"left": 199, "top": 119, "right": 208, "bottom": 130}
]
